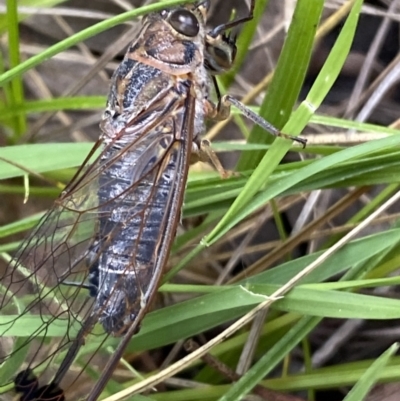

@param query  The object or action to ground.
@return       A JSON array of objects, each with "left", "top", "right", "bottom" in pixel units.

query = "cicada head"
[{"left": 127, "top": 1, "right": 210, "bottom": 74}]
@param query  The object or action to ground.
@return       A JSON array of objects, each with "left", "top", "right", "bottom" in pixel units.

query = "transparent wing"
[{"left": 0, "top": 84, "right": 193, "bottom": 400}]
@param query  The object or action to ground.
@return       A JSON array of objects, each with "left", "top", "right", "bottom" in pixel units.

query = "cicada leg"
[
  {"left": 217, "top": 94, "right": 307, "bottom": 146},
  {"left": 195, "top": 89, "right": 307, "bottom": 179},
  {"left": 191, "top": 138, "right": 232, "bottom": 179},
  {"left": 190, "top": 96, "right": 244, "bottom": 179}
]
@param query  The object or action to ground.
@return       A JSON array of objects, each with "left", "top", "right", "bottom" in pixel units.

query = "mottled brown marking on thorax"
[{"left": 127, "top": 17, "right": 202, "bottom": 75}]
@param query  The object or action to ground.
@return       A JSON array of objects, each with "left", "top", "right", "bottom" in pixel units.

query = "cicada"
[{"left": 0, "top": 1, "right": 305, "bottom": 400}]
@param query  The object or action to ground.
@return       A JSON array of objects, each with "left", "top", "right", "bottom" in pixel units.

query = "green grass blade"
[
  {"left": 237, "top": 0, "right": 323, "bottom": 170},
  {"left": 0, "top": 143, "right": 93, "bottom": 180},
  {"left": 205, "top": 134, "right": 400, "bottom": 246},
  {"left": 0, "top": 0, "right": 196, "bottom": 87},
  {"left": 6, "top": 0, "right": 27, "bottom": 141},
  {"left": 343, "top": 344, "right": 399, "bottom": 401},
  {"left": 0, "top": 96, "right": 105, "bottom": 119},
  {"left": 204, "top": 0, "right": 362, "bottom": 249}
]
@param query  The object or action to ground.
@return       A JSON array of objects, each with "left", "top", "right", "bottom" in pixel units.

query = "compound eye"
[{"left": 169, "top": 10, "right": 199, "bottom": 37}]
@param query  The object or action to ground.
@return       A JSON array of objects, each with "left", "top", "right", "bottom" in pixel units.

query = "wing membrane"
[{"left": 0, "top": 79, "right": 193, "bottom": 399}]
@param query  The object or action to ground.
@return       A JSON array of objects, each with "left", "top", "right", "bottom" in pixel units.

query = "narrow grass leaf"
[
  {"left": 206, "top": 0, "right": 366, "bottom": 246},
  {"left": 0, "top": 96, "right": 105, "bottom": 119},
  {"left": 215, "top": 0, "right": 367, "bottom": 395},
  {"left": 0, "top": 143, "right": 93, "bottom": 179},
  {"left": 343, "top": 343, "right": 399, "bottom": 401},
  {"left": 0, "top": 212, "right": 44, "bottom": 238},
  {"left": 6, "top": 0, "right": 26, "bottom": 141},
  {"left": 0, "top": 1, "right": 198, "bottom": 86},
  {"left": 206, "top": 134, "right": 400, "bottom": 245},
  {"left": 237, "top": 0, "right": 323, "bottom": 170},
  {"left": 250, "top": 228, "right": 400, "bottom": 285}
]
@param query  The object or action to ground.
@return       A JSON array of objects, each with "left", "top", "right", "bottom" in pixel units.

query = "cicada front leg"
[{"left": 189, "top": 97, "right": 240, "bottom": 179}]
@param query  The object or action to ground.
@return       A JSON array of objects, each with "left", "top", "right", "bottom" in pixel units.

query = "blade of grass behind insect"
[
  {"left": 0, "top": 47, "right": 13, "bottom": 134},
  {"left": 249, "top": 228, "right": 400, "bottom": 285},
  {"left": 204, "top": 0, "right": 362, "bottom": 248},
  {"left": 237, "top": 0, "right": 323, "bottom": 170},
  {"left": 0, "top": 0, "right": 197, "bottom": 87},
  {"left": 148, "top": 227, "right": 400, "bottom": 352},
  {"left": 174, "top": 136, "right": 400, "bottom": 278},
  {"left": 0, "top": 0, "right": 67, "bottom": 33},
  {"left": 6, "top": 0, "right": 26, "bottom": 142},
  {"left": 0, "top": 96, "right": 105, "bottom": 120},
  {"left": 324, "top": 183, "right": 400, "bottom": 248},
  {"left": 2, "top": 227, "right": 399, "bottom": 353},
  {"left": 0, "top": 212, "right": 44, "bottom": 238},
  {"left": 262, "top": 357, "right": 400, "bottom": 394},
  {"left": 0, "top": 283, "right": 29, "bottom": 385},
  {"left": 169, "top": 132, "right": 400, "bottom": 280},
  {"left": 0, "top": 143, "right": 93, "bottom": 180},
  {"left": 343, "top": 343, "right": 399, "bottom": 401},
  {"left": 216, "top": 1, "right": 365, "bottom": 399},
  {"left": 211, "top": 139, "right": 398, "bottom": 394},
  {"left": 310, "top": 114, "right": 399, "bottom": 134}
]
